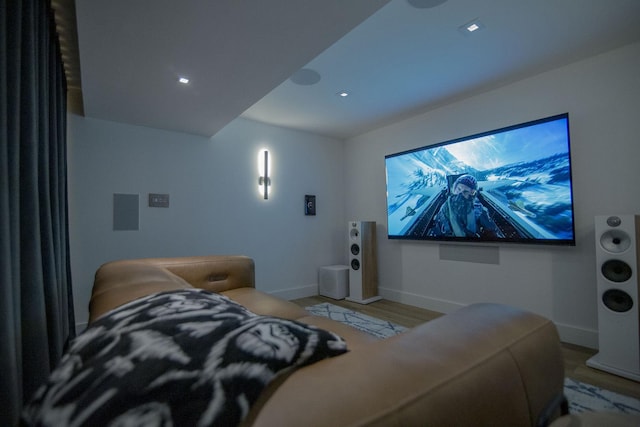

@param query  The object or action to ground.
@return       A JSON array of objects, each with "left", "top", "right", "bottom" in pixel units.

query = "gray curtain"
[{"left": 1, "top": 0, "right": 75, "bottom": 425}]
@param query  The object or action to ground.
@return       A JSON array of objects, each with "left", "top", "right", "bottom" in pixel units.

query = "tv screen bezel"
[{"left": 384, "top": 113, "right": 576, "bottom": 246}]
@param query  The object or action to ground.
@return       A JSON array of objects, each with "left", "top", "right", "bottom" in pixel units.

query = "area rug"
[
  {"left": 306, "top": 302, "right": 640, "bottom": 415},
  {"left": 563, "top": 377, "right": 640, "bottom": 415},
  {"left": 305, "top": 302, "right": 408, "bottom": 339}
]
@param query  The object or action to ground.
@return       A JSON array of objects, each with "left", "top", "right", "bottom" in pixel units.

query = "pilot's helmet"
[{"left": 454, "top": 174, "right": 477, "bottom": 191}]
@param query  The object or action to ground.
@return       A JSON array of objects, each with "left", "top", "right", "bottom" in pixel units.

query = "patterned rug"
[
  {"left": 563, "top": 378, "right": 640, "bottom": 415},
  {"left": 306, "top": 302, "right": 640, "bottom": 415},
  {"left": 305, "top": 302, "right": 408, "bottom": 339}
]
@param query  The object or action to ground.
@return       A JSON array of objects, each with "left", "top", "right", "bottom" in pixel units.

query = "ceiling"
[{"left": 56, "top": 0, "right": 640, "bottom": 140}]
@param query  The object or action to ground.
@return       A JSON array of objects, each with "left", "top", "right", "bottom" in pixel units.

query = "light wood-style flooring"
[{"left": 292, "top": 296, "right": 640, "bottom": 400}]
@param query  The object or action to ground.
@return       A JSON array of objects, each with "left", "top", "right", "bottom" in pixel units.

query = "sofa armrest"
[
  {"left": 141, "top": 255, "right": 256, "bottom": 292},
  {"left": 249, "top": 303, "right": 565, "bottom": 427}
]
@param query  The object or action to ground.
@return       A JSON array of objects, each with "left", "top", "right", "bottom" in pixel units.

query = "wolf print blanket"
[{"left": 22, "top": 289, "right": 348, "bottom": 426}]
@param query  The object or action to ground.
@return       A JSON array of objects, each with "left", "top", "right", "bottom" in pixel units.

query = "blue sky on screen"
[{"left": 445, "top": 118, "right": 569, "bottom": 171}]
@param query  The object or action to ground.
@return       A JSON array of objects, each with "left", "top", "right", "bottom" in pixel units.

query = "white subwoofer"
[
  {"left": 346, "top": 221, "right": 381, "bottom": 304},
  {"left": 587, "top": 214, "right": 640, "bottom": 381},
  {"left": 318, "top": 265, "right": 349, "bottom": 300}
]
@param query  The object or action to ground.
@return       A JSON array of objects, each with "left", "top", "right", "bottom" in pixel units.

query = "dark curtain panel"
[{"left": 1, "top": 0, "right": 75, "bottom": 425}]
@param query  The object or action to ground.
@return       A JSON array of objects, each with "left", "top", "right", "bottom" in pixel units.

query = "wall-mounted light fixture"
[{"left": 258, "top": 149, "right": 271, "bottom": 199}]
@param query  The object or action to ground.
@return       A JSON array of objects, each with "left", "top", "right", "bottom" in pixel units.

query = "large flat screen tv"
[{"left": 385, "top": 113, "right": 576, "bottom": 245}]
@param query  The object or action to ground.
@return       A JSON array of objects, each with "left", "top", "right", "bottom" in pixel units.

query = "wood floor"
[{"left": 292, "top": 296, "right": 640, "bottom": 400}]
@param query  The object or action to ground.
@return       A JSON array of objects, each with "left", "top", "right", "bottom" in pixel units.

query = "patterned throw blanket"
[{"left": 22, "top": 289, "right": 348, "bottom": 426}]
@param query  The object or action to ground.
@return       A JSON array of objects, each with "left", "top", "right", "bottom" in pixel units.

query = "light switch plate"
[{"left": 149, "top": 193, "right": 170, "bottom": 208}]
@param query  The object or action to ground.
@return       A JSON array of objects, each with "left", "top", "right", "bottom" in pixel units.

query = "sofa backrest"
[
  {"left": 145, "top": 255, "right": 255, "bottom": 293},
  {"left": 89, "top": 255, "right": 255, "bottom": 323}
]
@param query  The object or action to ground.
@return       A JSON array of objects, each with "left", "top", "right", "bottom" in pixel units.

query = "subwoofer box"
[{"left": 318, "top": 265, "right": 349, "bottom": 300}]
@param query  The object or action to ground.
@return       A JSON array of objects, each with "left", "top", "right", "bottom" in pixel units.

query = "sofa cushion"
[
  {"left": 221, "top": 287, "right": 310, "bottom": 320},
  {"left": 220, "top": 288, "right": 377, "bottom": 352},
  {"left": 23, "top": 289, "right": 348, "bottom": 427}
]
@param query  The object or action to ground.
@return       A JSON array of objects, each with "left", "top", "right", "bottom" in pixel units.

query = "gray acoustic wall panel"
[{"left": 113, "top": 193, "right": 139, "bottom": 231}]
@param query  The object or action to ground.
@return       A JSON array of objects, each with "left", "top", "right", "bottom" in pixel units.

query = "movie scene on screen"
[{"left": 385, "top": 113, "right": 576, "bottom": 245}]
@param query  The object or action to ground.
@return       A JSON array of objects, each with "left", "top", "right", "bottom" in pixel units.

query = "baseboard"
[
  {"left": 270, "top": 283, "right": 318, "bottom": 301},
  {"left": 379, "top": 286, "right": 599, "bottom": 349},
  {"left": 378, "top": 286, "right": 464, "bottom": 314},
  {"left": 554, "top": 321, "right": 598, "bottom": 349}
]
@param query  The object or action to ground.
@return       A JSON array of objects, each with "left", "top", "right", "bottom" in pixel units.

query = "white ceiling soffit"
[
  {"left": 242, "top": 0, "right": 640, "bottom": 139},
  {"left": 75, "top": 0, "right": 640, "bottom": 140},
  {"left": 75, "top": 0, "right": 390, "bottom": 137}
]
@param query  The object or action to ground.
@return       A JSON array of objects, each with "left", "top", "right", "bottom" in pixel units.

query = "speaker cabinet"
[
  {"left": 587, "top": 215, "right": 640, "bottom": 381},
  {"left": 346, "top": 221, "right": 381, "bottom": 304},
  {"left": 318, "top": 265, "right": 349, "bottom": 300}
]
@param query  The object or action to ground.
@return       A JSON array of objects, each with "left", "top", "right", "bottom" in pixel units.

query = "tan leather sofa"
[{"left": 89, "top": 255, "right": 566, "bottom": 427}]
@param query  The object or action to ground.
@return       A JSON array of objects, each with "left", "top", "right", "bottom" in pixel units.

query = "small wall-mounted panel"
[
  {"left": 305, "top": 195, "right": 316, "bottom": 216},
  {"left": 149, "top": 193, "right": 170, "bottom": 208},
  {"left": 113, "top": 193, "right": 139, "bottom": 231}
]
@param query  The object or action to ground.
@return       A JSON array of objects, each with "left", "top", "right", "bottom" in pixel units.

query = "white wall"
[
  {"left": 344, "top": 41, "right": 640, "bottom": 348},
  {"left": 68, "top": 117, "right": 346, "bottom": 328},
  {"left": 69, "top": 41, "right": 640, "bottom": 348}
]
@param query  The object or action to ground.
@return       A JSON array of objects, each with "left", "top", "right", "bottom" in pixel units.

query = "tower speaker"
[
  {"left": 587, "top": 214, "right": 640, "bottom": 381},
  {"left": 346, "top": 221, "right": 381, "bottom": 304}
]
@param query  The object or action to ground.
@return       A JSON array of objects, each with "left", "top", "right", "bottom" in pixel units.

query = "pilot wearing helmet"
[{"left": 430, "top": 174, "right": 502, "bottom": 238}]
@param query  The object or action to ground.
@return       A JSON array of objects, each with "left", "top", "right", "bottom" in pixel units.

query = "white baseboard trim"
[
  {"left": 555, "top": 322, "right": 598, "bottom": 350},
  {"left": 378, "top": 286, "right": 464, "bottom": 314},
  {"left": 269, "top": 283, "right": 318, "bottom": 301},
  {"left": 379, "top": 286, "right": 598, "bottom": 349}
]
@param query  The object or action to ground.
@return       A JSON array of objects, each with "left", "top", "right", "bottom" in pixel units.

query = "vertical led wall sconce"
[{"left": 258, "top": 149, "right": 271, "bottom": 199}]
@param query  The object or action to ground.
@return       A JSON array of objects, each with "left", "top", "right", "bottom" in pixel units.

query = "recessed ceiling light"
[
  {"left": 337, "top": 91, "right": 349, "bottom": 98},
  {"left": 458, "top": 18, "right": 485, "bottom": 36},
  {"left": 178, "top": 76, "right": 190, "bottom": 84}
]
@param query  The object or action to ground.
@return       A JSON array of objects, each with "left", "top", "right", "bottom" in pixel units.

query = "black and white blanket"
[{"left": 22, "top": 289, "right": 348, "bottom": 426}]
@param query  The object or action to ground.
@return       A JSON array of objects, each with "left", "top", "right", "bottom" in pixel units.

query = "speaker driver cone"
[
  {"left": 600, "top": 230, "right": 631, "bottom": 253},
  {"left": 601, "top": 260, "right": 633, "bottom": 283},
  {"left": 351, "top": 259, "right": 360, "bottom": 270},
  {"left": 351, "top": 244, "right": 360, "bottom": 256},
  {"left": 602, "top": 289, "right": 634, "bottom": 313}
]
